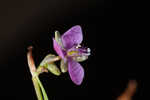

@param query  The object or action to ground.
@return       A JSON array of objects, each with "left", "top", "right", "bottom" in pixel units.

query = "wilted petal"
[
  {"left": 61, "top": 25, "right": 83, "bottom": 49},
  {"left": 53, "top": 38, "right": 64, "bottom": 59},
  {"left": 68, "top": 58, "right": 84, "bottom": 85}
]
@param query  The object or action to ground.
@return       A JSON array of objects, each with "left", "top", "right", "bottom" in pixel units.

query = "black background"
[{"left": 0, "top": 0, "right": 144, "bottom": 100}]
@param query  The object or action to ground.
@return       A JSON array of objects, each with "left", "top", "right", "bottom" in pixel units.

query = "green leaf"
[
  {"left": 73, "top": 56, "right": 88, "bottom": 62},
  {"left": 60, "top": 59, "right": 68, "bottom": 73},
  {"left": 46, "top": 63, "right": 61, "bottom": 76}
]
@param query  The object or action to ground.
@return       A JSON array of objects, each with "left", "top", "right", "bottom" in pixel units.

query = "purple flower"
[{"left": 53, "top": 25, "right": 90, "bottom": 85}]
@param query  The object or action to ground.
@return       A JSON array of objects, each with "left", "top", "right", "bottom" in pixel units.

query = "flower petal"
[
  {"left": 53, "top": 38, "right": 64, "bottom": 59},
  {"left": 68, "top": 58, "right": 84, "bottom": 85},
  {"left": 61, "top": 25, "right": 83, "bottom": 49}
]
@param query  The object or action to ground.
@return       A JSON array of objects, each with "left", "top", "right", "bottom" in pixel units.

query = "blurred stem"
[
  {"left": 117, "top": 80, "right": 137, "bottom": 100},
  {"left": 32, "top": 77, "right": 43, "bottom": 100}
]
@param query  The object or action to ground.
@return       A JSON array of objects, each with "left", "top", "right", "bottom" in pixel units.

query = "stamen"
[
  {"left": 87, "top": 48, "right": 91, "bottom": 53},
  {"left": 67, "top": 51, "right": 78, "bottom": 56},
  {"left": 75, "top": 44, "right": 81, "bottom": 49},
  {"left": 67, "top": 45, "right": 91, "bottom": 57}
]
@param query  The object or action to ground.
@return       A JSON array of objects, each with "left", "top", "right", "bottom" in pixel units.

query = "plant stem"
[
  {"left": 36, "top": 56, "right": 61, "bottom": 74},
  {"left": 27, "top": 46, "right": 47, "bottom": 100},
  {"left": 27, "top": 46, "right": 37, "bottom": 76},
  {"left": 27, "top": 46, "right": 61, "bottom": 100},
  {"left": 36, "top": 76, "right": 49, "bottom": 100},
  {"left": 32, "top": 77, "right": 43, "bottom": 100}
]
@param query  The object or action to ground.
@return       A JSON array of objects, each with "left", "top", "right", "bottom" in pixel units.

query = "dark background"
[{"left": 0, "top": 0, "right": 144, "bottom": 100}]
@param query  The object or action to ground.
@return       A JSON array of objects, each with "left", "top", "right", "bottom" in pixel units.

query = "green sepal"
[
  {"left": 40, "top": 54, "right": 61, "bottom": 76},
  {"left": 60, "top": 59, "right": 68, "bottom": 73},
  {"left": 55, "top": 31, "right": 64, "bottom": 48},
  {"left": 45, "top": 63, "right": 61, "bottom": 76}
]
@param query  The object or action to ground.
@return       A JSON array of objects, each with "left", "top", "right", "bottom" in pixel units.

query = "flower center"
[{"left": 67, "top": 45, "right": 91, "bottom": 57}]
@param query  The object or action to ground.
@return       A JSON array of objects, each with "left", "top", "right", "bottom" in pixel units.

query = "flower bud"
[{"left": 46, "top": 63, "right": 61, "bottom": 76}]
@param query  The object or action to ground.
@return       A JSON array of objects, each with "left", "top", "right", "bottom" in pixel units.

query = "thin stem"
[
  {"left": 27, "top": 46, "right": 61, "bottom": 100},
  {"left": 32, "top": 77, "right": 43, "bottom": 100},
  {"left": 36, "top": 66, "right": 48, "bottom": 75},
  {"left": 48, "top": 56, "right": 61, "bottom": 62},
  {"left": 27, "top": 46, "right": 46, "bottom": 100},
  {"left": 36, "top": 76, "right": 49, "bottom": 100},
  {"left": 36, "top": 56, "right": 61, "bottom": 74},
  {"left": 27, "top": 46, "right": 36, "bottom": 76}
]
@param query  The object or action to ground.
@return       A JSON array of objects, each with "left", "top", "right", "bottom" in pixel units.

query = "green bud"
[
  {"left": 46, "top": 63, "right": 61, "bottom": 76},
  {"left": 60, "top": 59, "right": 68, "bottom": 73}
]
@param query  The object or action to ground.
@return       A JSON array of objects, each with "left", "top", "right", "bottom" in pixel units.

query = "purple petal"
[
  {"left": 53, "top": 38, "right": 65, "bottom": 59},
  {"left": 61, "top": 25, "right": 83, "bottom": 49},
  {"left": 68, "top": 58, "right": 84, "bottom": 85}
]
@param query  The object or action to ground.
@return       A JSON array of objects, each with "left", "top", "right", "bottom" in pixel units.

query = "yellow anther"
[{"left": 67, "top": 51, "right": 78, "bottom": 56}]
